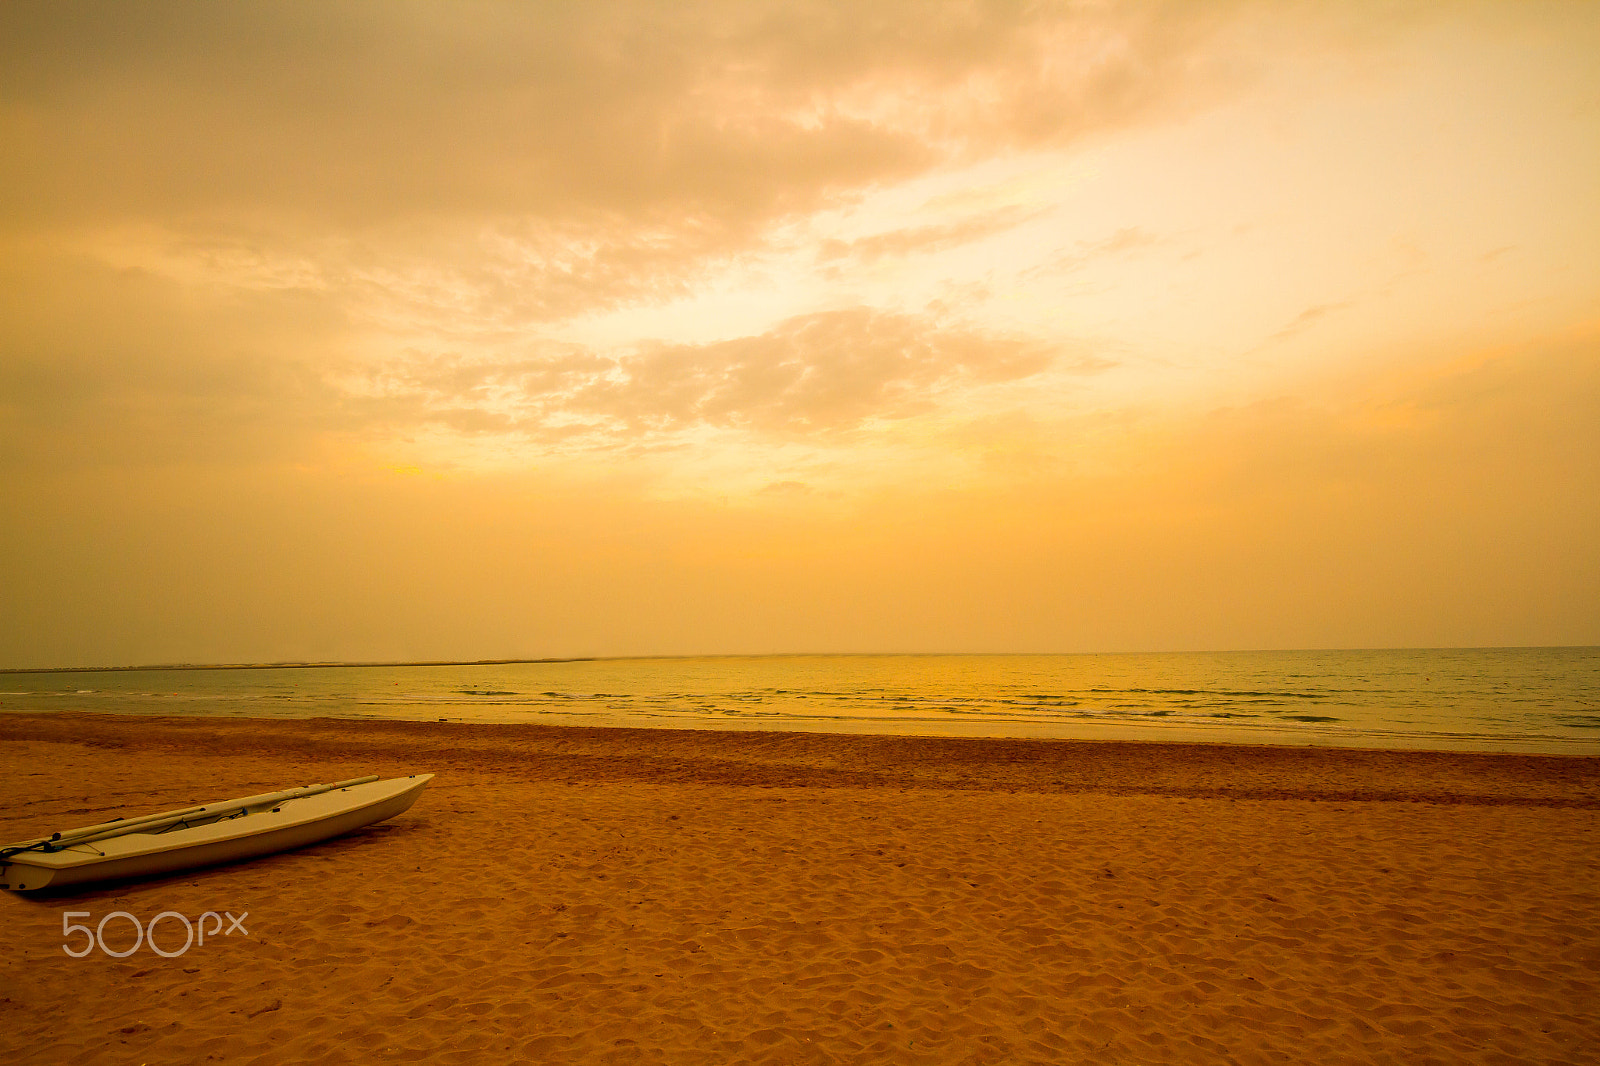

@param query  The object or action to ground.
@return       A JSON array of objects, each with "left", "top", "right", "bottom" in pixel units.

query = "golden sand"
[{"left": 2, "top": 712, "right": 1598, "bottom": 1064}]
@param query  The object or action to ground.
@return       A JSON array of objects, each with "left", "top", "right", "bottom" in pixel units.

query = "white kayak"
[{"left": 0, "top": 774, "right": 431, "bottom": 892}]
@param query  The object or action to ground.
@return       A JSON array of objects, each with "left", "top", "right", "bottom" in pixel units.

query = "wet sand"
[{"left": 2, "top": 712, "right": 1598, "bottom": 1064}]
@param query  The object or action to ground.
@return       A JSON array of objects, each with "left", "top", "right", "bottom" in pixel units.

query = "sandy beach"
[{"left": 2, "top": 712, "right": 1598, "bottom": 1065}]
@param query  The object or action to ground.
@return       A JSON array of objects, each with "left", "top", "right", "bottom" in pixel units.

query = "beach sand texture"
[{"left": 2, "top": 712, "right": 1598, "bottom": 1065}]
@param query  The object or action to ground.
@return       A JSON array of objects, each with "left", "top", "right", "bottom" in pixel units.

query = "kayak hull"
[{"left": 1, "top": 775, "right": 431, "bottom": 892}]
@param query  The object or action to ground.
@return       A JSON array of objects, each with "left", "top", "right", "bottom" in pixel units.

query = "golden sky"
[{"left": 2, "top": 1, "right": 1597, "bottom": 666}]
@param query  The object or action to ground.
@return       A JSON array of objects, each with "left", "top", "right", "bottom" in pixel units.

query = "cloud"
[
  {"left": 1034, "top": 226, "right": 1161, "bottom": 276},
  {"left": 0, "top": 250, "right": 349, "bottom": 471},
  {"left": 353, "top": 307, "right": 1066, "bottom": 444},
  {"left": 2, "top": 1, "right": 1596, "bottom": 665},
  {"left": 0, "top": 2, "right": 1243, "bottom": 273},
  {"left": 817, "top": 206, "right": 1048, "bottom": 265},
  {"left": 758, "top": 479, "right": 812, "bottom": 497},
  {"left": 1265, "top": 299, "right": 1356, "bottom": 344},
  {"left": 0, "top": 0, "right": 1276, "bottom": 375},
  {"left": 0, "top": 248, "right": 1083, "bottom": 480},
  {"left": 5, "top": 329, "right": 1593, "bottom": 667}
]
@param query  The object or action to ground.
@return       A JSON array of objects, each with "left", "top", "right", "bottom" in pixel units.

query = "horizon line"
[{"left": 2, "top": 645, "right": 1595, "bottom": 675}]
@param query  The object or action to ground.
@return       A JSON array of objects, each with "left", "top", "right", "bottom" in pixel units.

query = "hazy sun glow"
[{"left": 2, "top": 1, "right": 1596, "bottom": 666}]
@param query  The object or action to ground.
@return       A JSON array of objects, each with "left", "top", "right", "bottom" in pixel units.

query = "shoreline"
[
  {"left": 2, "top": 701, "right": 1596, "bottom": 760},
  {"left": 2, "top": 711, "right": 1598, "bottom": 807},
  {"left": 4, "top": 711, "right": 1599, "bottom": 1063}
]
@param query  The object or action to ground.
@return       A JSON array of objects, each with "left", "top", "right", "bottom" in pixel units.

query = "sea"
[{"left": 2, "top": 647, "right": 1597, "bottom": 755}]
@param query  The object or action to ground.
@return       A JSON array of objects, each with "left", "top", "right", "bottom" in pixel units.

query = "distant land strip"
[{"left": 0, "top": 658, "right": 597, "bottom": 675}]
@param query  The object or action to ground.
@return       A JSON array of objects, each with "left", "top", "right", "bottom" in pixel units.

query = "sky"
[{"left": 1, "top": 1, "right": 1597, "bottom": 668}]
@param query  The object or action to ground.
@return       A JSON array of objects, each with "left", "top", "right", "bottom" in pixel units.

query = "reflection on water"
[{"left": 2, "top": 648, "right": 1597, "bottom": 755}]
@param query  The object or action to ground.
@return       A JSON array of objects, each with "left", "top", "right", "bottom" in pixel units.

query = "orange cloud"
[
  {"left": 1, "top": 1, "right": 1595, "bottom": 664},
  {"left": 346, "top": 308, "right": 1068, "bottom": 445}
]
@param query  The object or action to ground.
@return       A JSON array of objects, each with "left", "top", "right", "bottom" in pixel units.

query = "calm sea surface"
[{"left": 2, "top": 649, "right": 1597, "bottom": 754}]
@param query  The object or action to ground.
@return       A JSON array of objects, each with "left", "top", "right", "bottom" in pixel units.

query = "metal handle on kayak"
[
  {"left": 62, "top": 776, "right": 384, "bottom": 848},
  {"left": 3, "top": 804, "right": 213, "bottom": 853},
  {"left": 6, "top": 776, "right": 383, "bottom": 852}
]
